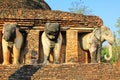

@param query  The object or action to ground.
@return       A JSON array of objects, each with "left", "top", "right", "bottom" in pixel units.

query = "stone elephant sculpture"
[
  {"left": 41, "top": 23, "right": 62, "bottom": 64},
  {"left": 80, "top": 25, "right": 114, "bottom": 63},
  {"left": 2, "top": 22, "right": 23, "bottom": 65}
]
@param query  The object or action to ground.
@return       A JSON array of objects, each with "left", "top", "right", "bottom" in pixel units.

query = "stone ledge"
[{"left": 0, "top": 9, "right": 103, "bottom": 28}]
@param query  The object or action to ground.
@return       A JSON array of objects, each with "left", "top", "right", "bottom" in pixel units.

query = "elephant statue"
[
  {"left": 2, "top": 22, "right": 23, "bottom": 65},
  {"left": 80, "top": 25, "right": 114, "bottom": 63},
  {"left": 41, "top": 23, "right": 62, "bottom": 64}
]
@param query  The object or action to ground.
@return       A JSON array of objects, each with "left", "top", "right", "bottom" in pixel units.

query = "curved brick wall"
[
  {"left": 0, "top": 0, "right": 51, "bottom": 10},
  {"left": 0, "top": 63, "right": 120, "bottom": 80}
]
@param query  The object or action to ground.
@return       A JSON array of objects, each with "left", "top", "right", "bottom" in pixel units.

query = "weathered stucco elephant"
[
  {"left": 41, "top": 23, "right": 62, "bottom": 64},
  {"left": 2, "top": 22, "right": 23, "bottom": 65},
  {"left": 80, "top": 25, "right": 114, "bottom": 63}
]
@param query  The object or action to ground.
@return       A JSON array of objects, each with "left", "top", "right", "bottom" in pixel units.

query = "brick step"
[{"left": 0, "top": 63, "right": 120, "bottom": 80}]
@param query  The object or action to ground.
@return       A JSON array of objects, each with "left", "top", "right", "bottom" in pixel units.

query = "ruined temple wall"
[
  {"left": 0, "top": 9, "right": 103, "bottom": 64},
  {"left": 0, "top": 26, "right": 91, "bottom": 64}
]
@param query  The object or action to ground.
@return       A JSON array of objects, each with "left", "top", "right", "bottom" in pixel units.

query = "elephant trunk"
[{"left": 104, "top": 43, "right": 112, "bottom": 61}]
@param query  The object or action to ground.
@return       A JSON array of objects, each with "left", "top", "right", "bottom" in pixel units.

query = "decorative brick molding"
[{"left": 0, "top": 9, "right": 103, "bottom": 28}]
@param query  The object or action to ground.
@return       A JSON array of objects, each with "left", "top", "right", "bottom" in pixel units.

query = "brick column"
[
  {"left": 24, "top": 30, "right": 40, "bottom": 64},
  {"left": 66, "top": 30, "right": 78, "bottom": 63}
]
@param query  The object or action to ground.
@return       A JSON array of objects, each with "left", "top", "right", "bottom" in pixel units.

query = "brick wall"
[
  {"left": 0, "top": 63, "right": 120, "bottom": 80},
  {"left": 0, "top": 9, "right": 103, "bottom": 64},
  {"left": 22, "top": 30, "right": 40, "bottom": 64}
]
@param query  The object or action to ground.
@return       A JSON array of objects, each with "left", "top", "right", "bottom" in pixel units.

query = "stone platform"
[{"left": 0, "top": 63, "right": 120, "bottom": 80}]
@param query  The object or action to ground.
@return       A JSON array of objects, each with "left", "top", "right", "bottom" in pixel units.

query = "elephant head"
[
  {"left": 45, "top": 23, "right": 60, "bottom": 42},
  {"left": 94, "top": 25, "right": 114, "bottom": 61},
  {"left": 2, "top": 23, "right": 17, "bottom": 42}
]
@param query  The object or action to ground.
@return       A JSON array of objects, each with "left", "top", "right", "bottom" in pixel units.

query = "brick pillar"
[
  {"left": 24, "top": 30, "right": 40, "bottom": 64},
  {"left": 66, "top": 30, "right": 78, "bottom": 63}
]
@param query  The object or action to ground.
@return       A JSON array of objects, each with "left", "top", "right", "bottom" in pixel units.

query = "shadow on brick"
[{"left": 8, "top": 65, "right": 42, "bottom": 80}]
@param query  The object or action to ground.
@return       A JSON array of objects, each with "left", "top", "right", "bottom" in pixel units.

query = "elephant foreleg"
[
  {"left": 97, "top": 45, "right": 101, "bottom": 63},
  {"left": 12, "top": 32, "right": 23, "bottom": 65},
  {"left": 2, "top": 50, "right": 10, "bottom": 65},
  {"left": 43, "top": 46, "right": 50, "bottom": 65},
  {"left": 2, "top": 39, "right": 10, "bottom": 65},
  {"left": 53, "top": 47, "right": 60, "bottom": 64},
  {"left": 53, "top": 41, "right": 62, "bottom": 64},
  {"left": 89, "top": 44, "right": 97, "bottom": 63},
  {"left": 13, "top": 44, "right": 20, "bottom": 64},
  {"left": 90, "top": 52, "right": 96, "bottom": 63}
]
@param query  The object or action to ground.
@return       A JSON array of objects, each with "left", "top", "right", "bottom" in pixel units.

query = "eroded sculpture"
[
  {"left": 80, "top": 25, "right": 114, "bottom": 63},
  {"left": 41, "top": 23, "right": 62, "bottom": 64},
  {"left": 2, "top": 22, "right": 23, "bottom": 65}
]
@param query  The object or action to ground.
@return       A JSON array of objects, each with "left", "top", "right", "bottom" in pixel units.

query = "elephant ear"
[
  {"left": 93, "top": 28, "right": 101, "bottom": 39},
  {"left": 2, "top": 22, "right": 10, "bottom": 33}
]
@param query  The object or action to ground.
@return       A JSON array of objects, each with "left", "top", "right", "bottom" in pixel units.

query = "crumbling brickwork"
[
  {"left": 0, "top": 9, "right": 103, "bottom": 28},
  {"left": 66, "top": 30, "right": 78, "bottom": 63},
  {"left": 0, "top": 0, "right": 51, "bottom": 10},
  {"left": 0, "top": 63, "right": 120, "bottom": 80},
  {"left": 0, "top": 9, "right": 103, "bottom": 64},
  {"left": 115, "top": 55, "right": 120, "bottom": 70},
  {"left": 22, "top": 30, "right": 40, "bottom": 64}
]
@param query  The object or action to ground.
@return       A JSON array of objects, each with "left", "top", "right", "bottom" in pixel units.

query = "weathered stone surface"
[
  {"left": 66, "top": 30, "right": 78, "bottom": 63},
  {"left": 22, "top": 30, "right": 40, "bottom": 64},
  {"left": 0, "top": 0, "right": 51, "bottom": 10}
]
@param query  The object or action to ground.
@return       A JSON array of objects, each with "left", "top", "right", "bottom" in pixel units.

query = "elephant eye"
[{"left": 48, "top": 33, "right": 52, "bottom": 35}]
